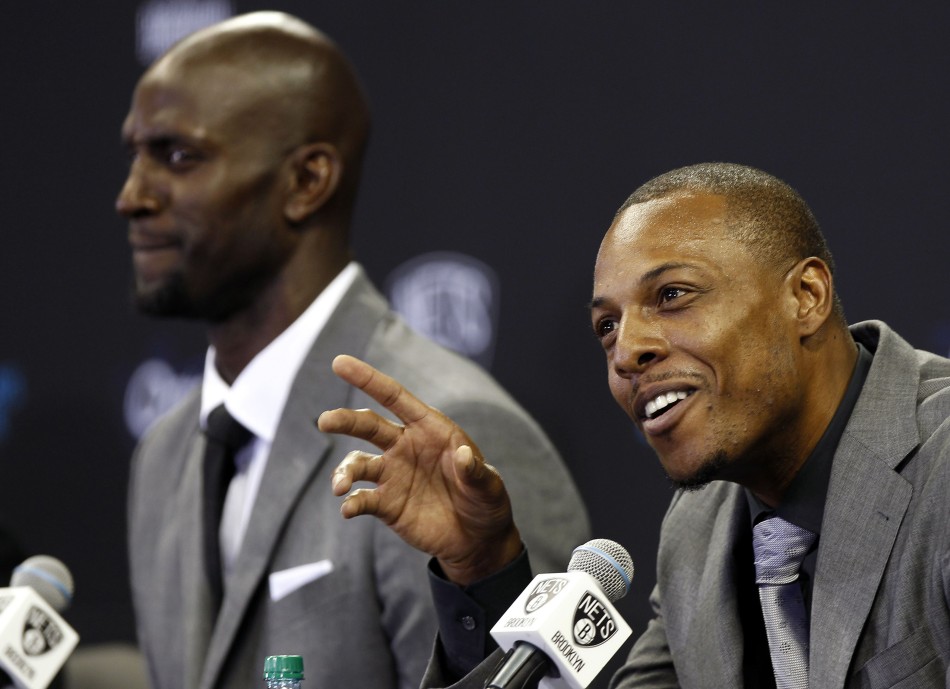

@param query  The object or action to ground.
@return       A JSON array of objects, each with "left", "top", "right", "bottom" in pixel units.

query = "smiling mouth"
[
  {"left": 128, "top": 227, "right": 182, "bottom": 251},
  {"left": 644, "top": 390, "right": 695, "bottom": 420}
]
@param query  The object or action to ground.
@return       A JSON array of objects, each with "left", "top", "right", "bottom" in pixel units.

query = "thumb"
[
  {"left": 453, "top": 444, "right": 501, "bottom": 488},
  {"left": 453, "top": 444, "right": 480, "bottom": 481}
]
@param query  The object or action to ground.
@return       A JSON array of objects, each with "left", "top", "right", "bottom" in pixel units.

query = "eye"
[
  {"left": 594, "top": 317, "right": 617, "bottom": 340},
  {"left": 147, "top": 139, "right": 203, "bottom": 170},
  {"left": 659, "top": 286, "right": 687, "bottom": 304},
  {"left": 167, "top": 146, "right": 200, "bottom": 167}
]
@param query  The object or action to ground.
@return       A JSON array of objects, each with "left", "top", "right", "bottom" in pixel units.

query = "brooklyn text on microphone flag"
[{"left": 0, "top": 586, "right": 79, "bottom": 689}]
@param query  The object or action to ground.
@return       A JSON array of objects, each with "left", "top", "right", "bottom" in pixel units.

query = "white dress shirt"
[{"left": 199, "top": 262, "right": 360, "bottom": 576}]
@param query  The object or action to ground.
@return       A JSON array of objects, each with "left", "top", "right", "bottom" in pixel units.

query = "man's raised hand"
[{"left": 317, "top": 354, "right": 522, "bottom": 585}]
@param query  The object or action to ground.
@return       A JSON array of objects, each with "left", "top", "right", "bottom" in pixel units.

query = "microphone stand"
[{"left": 484, "top": 642, "right": 553, "bottom": 689}]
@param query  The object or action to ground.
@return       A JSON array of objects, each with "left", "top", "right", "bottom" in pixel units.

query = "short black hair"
[{"left": 618, "top": 162, "right": 836, "bottom": 278}]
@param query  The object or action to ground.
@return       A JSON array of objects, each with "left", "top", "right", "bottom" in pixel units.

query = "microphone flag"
[
  {"left": 0, "top": 587, "right": 79, "bottom": 689},
  {"left": 489, "top": 569, "right": 632, "bottom": 689}
]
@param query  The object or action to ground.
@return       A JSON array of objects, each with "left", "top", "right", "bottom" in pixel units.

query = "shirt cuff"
[{"left": 428, "top": 549, "right": 534, "bottom": 680}]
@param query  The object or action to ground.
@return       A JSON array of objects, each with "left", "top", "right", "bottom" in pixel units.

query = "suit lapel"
[
  {"left": 809, "top": 324, "right": 918, "bottom": 688},
  {"left": 680, "top": 487, "right": 748, "bottom": 688},
  {"left": 199, "top": 271, "right": 392, "bottom": 689},
  {"left": 180, "top": 430, "right": 219, "bottom": 689},
  {"left": 141, "top": 391, "right": 218, "bottom": 689}
]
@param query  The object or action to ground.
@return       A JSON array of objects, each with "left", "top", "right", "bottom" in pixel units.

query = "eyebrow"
[
  {"left": 122, "top": 121, "right": 204, "bottom": 146},
  {"left": 588, "top": 261, "right": 697, "bottom": 310}
]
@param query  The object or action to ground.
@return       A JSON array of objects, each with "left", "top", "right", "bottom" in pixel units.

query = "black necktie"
[{"left": 202, "top": 405, "right": 253, "bottom": 613}]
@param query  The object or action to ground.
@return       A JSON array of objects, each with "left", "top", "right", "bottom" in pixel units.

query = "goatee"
[{"left": 667, "top": 449, "right": 729, "bottom": 492}]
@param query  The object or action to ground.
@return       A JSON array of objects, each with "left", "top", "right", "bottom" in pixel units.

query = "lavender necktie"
[{"left": 752, "top": 516, "right": 817, "bottom": 689}]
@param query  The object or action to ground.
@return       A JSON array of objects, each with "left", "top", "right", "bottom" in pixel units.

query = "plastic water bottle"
[{"left": 263, "top": 655, "right": 304, "bottom": 689}]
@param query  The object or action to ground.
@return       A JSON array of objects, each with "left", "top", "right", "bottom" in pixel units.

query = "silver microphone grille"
[
  {"left": 567, "top": 539, "right": 633, "bottom": 603},
  {"left": 11, "top": 555, "right": 74, "bottom": 612}
]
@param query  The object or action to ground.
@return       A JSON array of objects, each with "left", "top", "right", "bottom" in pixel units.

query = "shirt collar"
[
  {"left": 199, "top": 262, "right": 361, "bottom": 440},
  {"left": 747, "top": 341, "right": 873, "bottom": 533}
]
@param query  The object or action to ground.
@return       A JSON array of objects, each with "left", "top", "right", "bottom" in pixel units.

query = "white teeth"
[{"left": 644, "top": 390, "right": 692, "bottom": 419}]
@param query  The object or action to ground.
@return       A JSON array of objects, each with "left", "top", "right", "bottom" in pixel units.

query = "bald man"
[{"left": 118, "top": 12, "right": 588, "bottom": 689}]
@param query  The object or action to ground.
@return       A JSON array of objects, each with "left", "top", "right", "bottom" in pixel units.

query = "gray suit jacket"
[
  {"left": 424, "top": 321, "right": 950, "bottom": 689},
  {"left": 128, "top": 270, "right": 590, "bottom": 689}
]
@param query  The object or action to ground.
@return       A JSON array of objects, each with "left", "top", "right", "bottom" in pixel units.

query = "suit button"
[{"left": 460, "top": 615, "right": 477, "bottom": 631}]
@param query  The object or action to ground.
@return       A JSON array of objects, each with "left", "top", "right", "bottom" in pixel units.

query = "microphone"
[
  {"left": 487, "top": 539, "right": 634, "bottom": 689},
  {"left": 0, "top": 556, "right": 79, "bottom": 689}
]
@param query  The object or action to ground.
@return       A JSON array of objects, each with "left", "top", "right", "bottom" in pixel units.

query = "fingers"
[
  {"left": 330, "top": 355, "right": 429, "bottom": 424},
  {"left": 339, "top": 487, "right": 381, "bottom": 520},
  {"left": 318, "top": 408, "right": 404, "bottom": 450},
  {"left": 332, "top": 451, "right": 387, "bottom": 520},
  {"left": 331, "top": 450, "right": 384, "bottom": 496}
]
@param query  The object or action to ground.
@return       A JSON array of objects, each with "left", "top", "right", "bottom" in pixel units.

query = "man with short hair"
[
  {"left": 320, "top": 162, "right": 950, "bottom": 687},
  {"left": 118, "top": 12, "right": 589, "bottom": 689}
]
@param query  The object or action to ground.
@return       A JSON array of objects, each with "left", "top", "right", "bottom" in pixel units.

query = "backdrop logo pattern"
[
  {"left": 136, "top": 0, "right": 233, "bottom": 65},
  {"left": 387, "top": 252, "right": 500, "bottom": 369},
  {"left": 0, "top": 363, "right": 26, "bottom": 444},
  {"left": 124, "top": 358, "right": 201, "bottom": 439}
]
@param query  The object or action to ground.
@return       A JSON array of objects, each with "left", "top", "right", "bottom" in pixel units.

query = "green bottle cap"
[{"left": 263, "top": 655, "right": 304, "bottom": 680}]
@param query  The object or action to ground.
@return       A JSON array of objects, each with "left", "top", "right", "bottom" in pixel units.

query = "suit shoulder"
[
  {"left": 915, "top": 350, "right": 950, "bottom": 442},
  {"left": 132, "top": 385, "right": 201, "bottom": 464},
  {"left": 364, "top": 312, "right": 518, "bottom": 407}
]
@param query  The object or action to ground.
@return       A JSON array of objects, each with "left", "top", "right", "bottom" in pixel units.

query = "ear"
[
  {"left": 788, "top": 257, "right": 835, "bottom": 337},
  {"left": 284, "top": 143, "right": 342, "bottom": 224}
]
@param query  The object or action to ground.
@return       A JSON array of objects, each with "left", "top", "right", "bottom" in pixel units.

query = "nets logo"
[
  {"left": 571, "top": 591, "right": 618, "bottom": 647},
  {"left": 387, "top": 252, "right": 499, "bottom": 369},
  {"left": 21, "top": 606, "right": 63, "bottom": 656},
  {"left": 523, "top": 577, "right": 568, "bottom": 614}
]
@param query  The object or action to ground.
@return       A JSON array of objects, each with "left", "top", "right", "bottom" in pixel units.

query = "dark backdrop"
[{"left": 2, "top": 3, "right": 949, "bottom": 686}]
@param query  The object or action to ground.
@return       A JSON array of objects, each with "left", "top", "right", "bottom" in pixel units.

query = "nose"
[
  {"left": 115, "top": 159, "right": 162, "bottom": 218},
  {"left": 611, "top": 314, "right": 668, "bottom": 379}
]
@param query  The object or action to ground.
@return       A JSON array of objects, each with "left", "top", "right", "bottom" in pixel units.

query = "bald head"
[
  {"left": 118, "top": 12, "right": 372, "bottom": 331},
  {"left": 146, "top": 11, "right": 370, "bottom": 224}
]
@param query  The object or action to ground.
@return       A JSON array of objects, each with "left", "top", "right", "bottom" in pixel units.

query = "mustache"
[{"left": 632, "top": 369, "right": 707, "bottom": 396}]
